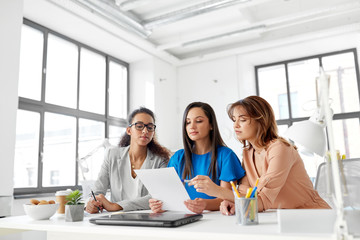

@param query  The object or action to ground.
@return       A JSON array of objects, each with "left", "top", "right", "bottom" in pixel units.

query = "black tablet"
[{"left": 89, "top": 212, "right": 203, "bottom": 227}]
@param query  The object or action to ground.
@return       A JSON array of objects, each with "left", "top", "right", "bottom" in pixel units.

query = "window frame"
[
  {"left": 14, "top": 19, "right": 129, "bottom": 196},
  {"left": 255, "top": 48, "right": 360, "bottom": 128}
]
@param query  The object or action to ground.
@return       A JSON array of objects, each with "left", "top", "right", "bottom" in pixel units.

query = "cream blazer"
[{"left": 92, "top": 145, "right": 167, "bottom": 211}]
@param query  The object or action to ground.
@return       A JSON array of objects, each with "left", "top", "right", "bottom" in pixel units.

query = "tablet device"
[{"left": 89, "top": 212, "right": 202, "bottom": 227}]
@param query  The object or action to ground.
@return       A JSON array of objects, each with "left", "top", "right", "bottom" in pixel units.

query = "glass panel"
[
  {"left": 109, "top": 125, "right": 126, "bottom": 146},
  {"left": 18, "top": 25, "right": 43, "bottom": 100},
  {"left": 277, "top": 124, "right": 288, "bottom": 137},
  {"left": 258, "top": 65, "right": 288, "bottom": 120},
  {"left": 46, "top": 34, "right": 78, "bottom": 108},
  {"left": 109, "top": 61, "right": 128, "bottom": 118},
  {"left": 332, "top": 118, "right": 360, "bottom": 159},
  {"left": 284, "top": 123, "right": 323, "bottom": 184},
  {"left": 14, "top": 110, "right": 40, "bottom": 188},
  {"left": 300, "top": 154, "right": 324, "bottom": 184},
  {"left": 322, "top": 52, "right": 360, "bottom": 114},
  {"left": 79, "top": 48, "right": 106, "bottom": 114},
  {"left": 78, "top": 119, "right": 105, "bottom": 182},
  {"left": 43, "top": 112, "right": 76, "bottom": 187},
  {"left": 288, "top": 59, "right": 320, "bottom": 118}
]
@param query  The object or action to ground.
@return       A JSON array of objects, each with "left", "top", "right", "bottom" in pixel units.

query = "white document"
[{"left": 134, "top": 167, "right": 193, "bottom": 213}]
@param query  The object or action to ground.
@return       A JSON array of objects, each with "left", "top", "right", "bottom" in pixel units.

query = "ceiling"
[{"left": 27, "top": 0, "right": 360, "bottom": 65}]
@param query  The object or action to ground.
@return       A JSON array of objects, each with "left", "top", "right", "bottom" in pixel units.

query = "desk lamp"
[
  {"left": 77, "top": 139, "right": 111, "bottom": 199},
  {"left": 285, "top": 68, "right": 349, "bottom": 239},
  {"left": 77, "top": 138, "right": 111, "bottom": 181}
]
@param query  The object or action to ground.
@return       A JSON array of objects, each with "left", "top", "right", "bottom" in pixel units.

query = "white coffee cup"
[{"left": 55, "top": 189, "right": 72, "bottom": 214}]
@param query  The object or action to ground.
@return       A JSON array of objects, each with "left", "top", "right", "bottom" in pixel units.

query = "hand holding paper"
[{"left": 135, "top": 167, "right": 194, "bottom": 213}]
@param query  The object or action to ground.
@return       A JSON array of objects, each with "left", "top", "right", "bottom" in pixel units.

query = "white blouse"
[{"left": 121, "top": 154, "right": 142, "bottom": 200}]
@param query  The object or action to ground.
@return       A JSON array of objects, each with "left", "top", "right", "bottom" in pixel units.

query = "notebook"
[{"left": 89, "top": 212, "right": 203, "bottom": 227}]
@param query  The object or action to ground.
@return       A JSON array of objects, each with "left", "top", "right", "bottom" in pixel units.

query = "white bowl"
[{"left": 23, "top": 203, "right": 59, "bottom": 220}]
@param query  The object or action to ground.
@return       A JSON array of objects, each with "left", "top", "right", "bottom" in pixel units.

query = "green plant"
[{"left": 65, "top": 189, "right": 83, "bottom": 205}]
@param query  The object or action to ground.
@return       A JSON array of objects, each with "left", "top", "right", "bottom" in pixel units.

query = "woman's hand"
[
  {"left": 149, "top": 198, "right": 165, "bottom": 213},
  {"left": 96, "top": 194, "right": 122, "bottom": 212},
  {"left": 188, "top": 175, "right": 221, "bottom": 197},
  {"left": 184, "top": 198, "right": 206, "bottom": 214},
  {"left": 85, "top": 194, "right": 122, "bottom": 213},
  {"left": 220, "top": 200, "right": 235, "bottom": 216},
  {"left": 85, "top": 194, "right": 104, "bottom": 213}
]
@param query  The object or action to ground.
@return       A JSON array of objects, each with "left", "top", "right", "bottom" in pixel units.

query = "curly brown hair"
[{"left": 119, "top": 107, "right": 171, "bottom": 161}]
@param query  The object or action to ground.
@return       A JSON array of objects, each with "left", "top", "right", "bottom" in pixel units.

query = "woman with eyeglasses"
[
  {"left": 86, "top": 107, "right": 170, "bottom": 213},
  {"left": 149, "top": 102, "right": 245, "bottom": 214}
]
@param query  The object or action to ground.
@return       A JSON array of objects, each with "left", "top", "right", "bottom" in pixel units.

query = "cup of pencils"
[
  {"left": 235, "top": 196, "right": 258, "bottom": 225},
  {"left": 233, "top": 179, "right": 259, "bottom": 225}
]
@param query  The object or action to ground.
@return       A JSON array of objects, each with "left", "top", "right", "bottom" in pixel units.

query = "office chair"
[{"left": 314, "top": 158, "right": 360, "bottom": 209}]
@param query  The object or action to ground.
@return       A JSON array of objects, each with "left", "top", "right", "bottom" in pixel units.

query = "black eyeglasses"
[{"left": 129, "top": 122, "right": 156, "bottom": 132}]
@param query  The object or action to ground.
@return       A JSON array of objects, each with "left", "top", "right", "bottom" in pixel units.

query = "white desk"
[{"left": 0, "top": 211, "right": 336, "bottom": 240}]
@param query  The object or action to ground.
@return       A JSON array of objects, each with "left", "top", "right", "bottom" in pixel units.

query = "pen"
[
  {"left": 254, "top": 178, "right": 259, "bottom": 187},
  {"left": 181, "top": 179, "right": 191, "bottom": 183},
  {"left": 91, "top": 190, "right": 101, "bottom": 213},
  {"left": 247, "top": 180, "right": 260, "bottom": 220},
  {"left": 243, "top": 187, "right": 252, "bottom": 218},
  {"left": 250, "top": 178, "right": 259, "bottom": 198},
  {"left": 230, "top": 181, "right": 241, "bottom": 198},
  {"left": 245, "top": 187, "right": 253, "bottom": 198}
]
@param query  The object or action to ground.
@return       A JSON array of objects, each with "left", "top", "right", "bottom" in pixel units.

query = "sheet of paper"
[{"left": 134, "top": 167, "right": 193, "bottom": 213}]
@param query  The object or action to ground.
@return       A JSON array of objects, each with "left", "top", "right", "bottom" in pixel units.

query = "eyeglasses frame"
[{"left": 128, "top": 122, "right": 156, "bottom": 132}]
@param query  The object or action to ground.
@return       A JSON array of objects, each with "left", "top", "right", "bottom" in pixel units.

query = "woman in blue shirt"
[{"left": 149, "top": 102, "right": 245, "bottom": 213}]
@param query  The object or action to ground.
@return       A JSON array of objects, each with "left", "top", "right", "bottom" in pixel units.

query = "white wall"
[
  {"left": 129, "top": 58, "right": 155, "bottom": 111},
  {"left": 177, "top": 56, "right": 243, "bottom": 156},
  {"left": 0, "top": 0, "right": 24, "bottom": 214},
  {"left": 177, "top": 32, "right": 360, "bottom": 158},
  {"left": 130, "top": 58, "right": 179, "bottom": 151},
  {"left": 153, "top": 59, "right": 179, "bottom": 151}
]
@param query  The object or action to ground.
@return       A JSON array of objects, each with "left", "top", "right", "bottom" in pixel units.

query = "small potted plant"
[{"left": 65, "top": 189, "right": 84, "bottom": 222}]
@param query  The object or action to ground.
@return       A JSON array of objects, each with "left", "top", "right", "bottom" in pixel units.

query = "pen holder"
[{"left": 235, "top": 197, "right": 258, "bottom": 225}]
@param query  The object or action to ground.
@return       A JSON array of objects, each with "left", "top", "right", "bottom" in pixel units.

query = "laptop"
[{"left": 89, "top": 212, "right": 203, "bottom": 227}]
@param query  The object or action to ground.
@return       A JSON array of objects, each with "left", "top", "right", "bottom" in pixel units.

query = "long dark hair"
[
  {"left": 182, "top": 102, "right": 226, "bottom": 181},
  {"left": 227, "top": 96, "right": 292, "bottom": 150},
  {"left": 119, "top": 107, "right": 170, "bottom": 161}
]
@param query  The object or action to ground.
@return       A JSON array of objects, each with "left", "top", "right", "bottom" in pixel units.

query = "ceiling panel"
[{"left": 27, "top": 0, "right": 360, "bottom": 65}]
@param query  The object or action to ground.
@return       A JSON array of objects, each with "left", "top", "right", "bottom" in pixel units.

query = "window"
[
  {"left": 43, "top": 113, "right": 77, "bottom": 187},
  {"left": 109, "top": 60, "right": 128, "bottom": 118},
  {"left": 79, "top": 48, "right": 106, "bottom": 114},
  {"left": 78, "top": 118, "right": 106, "bottom": 182},
  {"left": 46, "top": 34, "right": 78, "bottom": 108},
  {"left": 15, "top": 19, "right": 129, "bottom": 195},
  {"left": 18, "top": 25, "right": 43, "bottom": 100},
  {"left": 14, "top": 110, "right": 40, "bottom": 188},
  {"left": 256, "top": 49, "right": 360, "bottom": 178}
]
